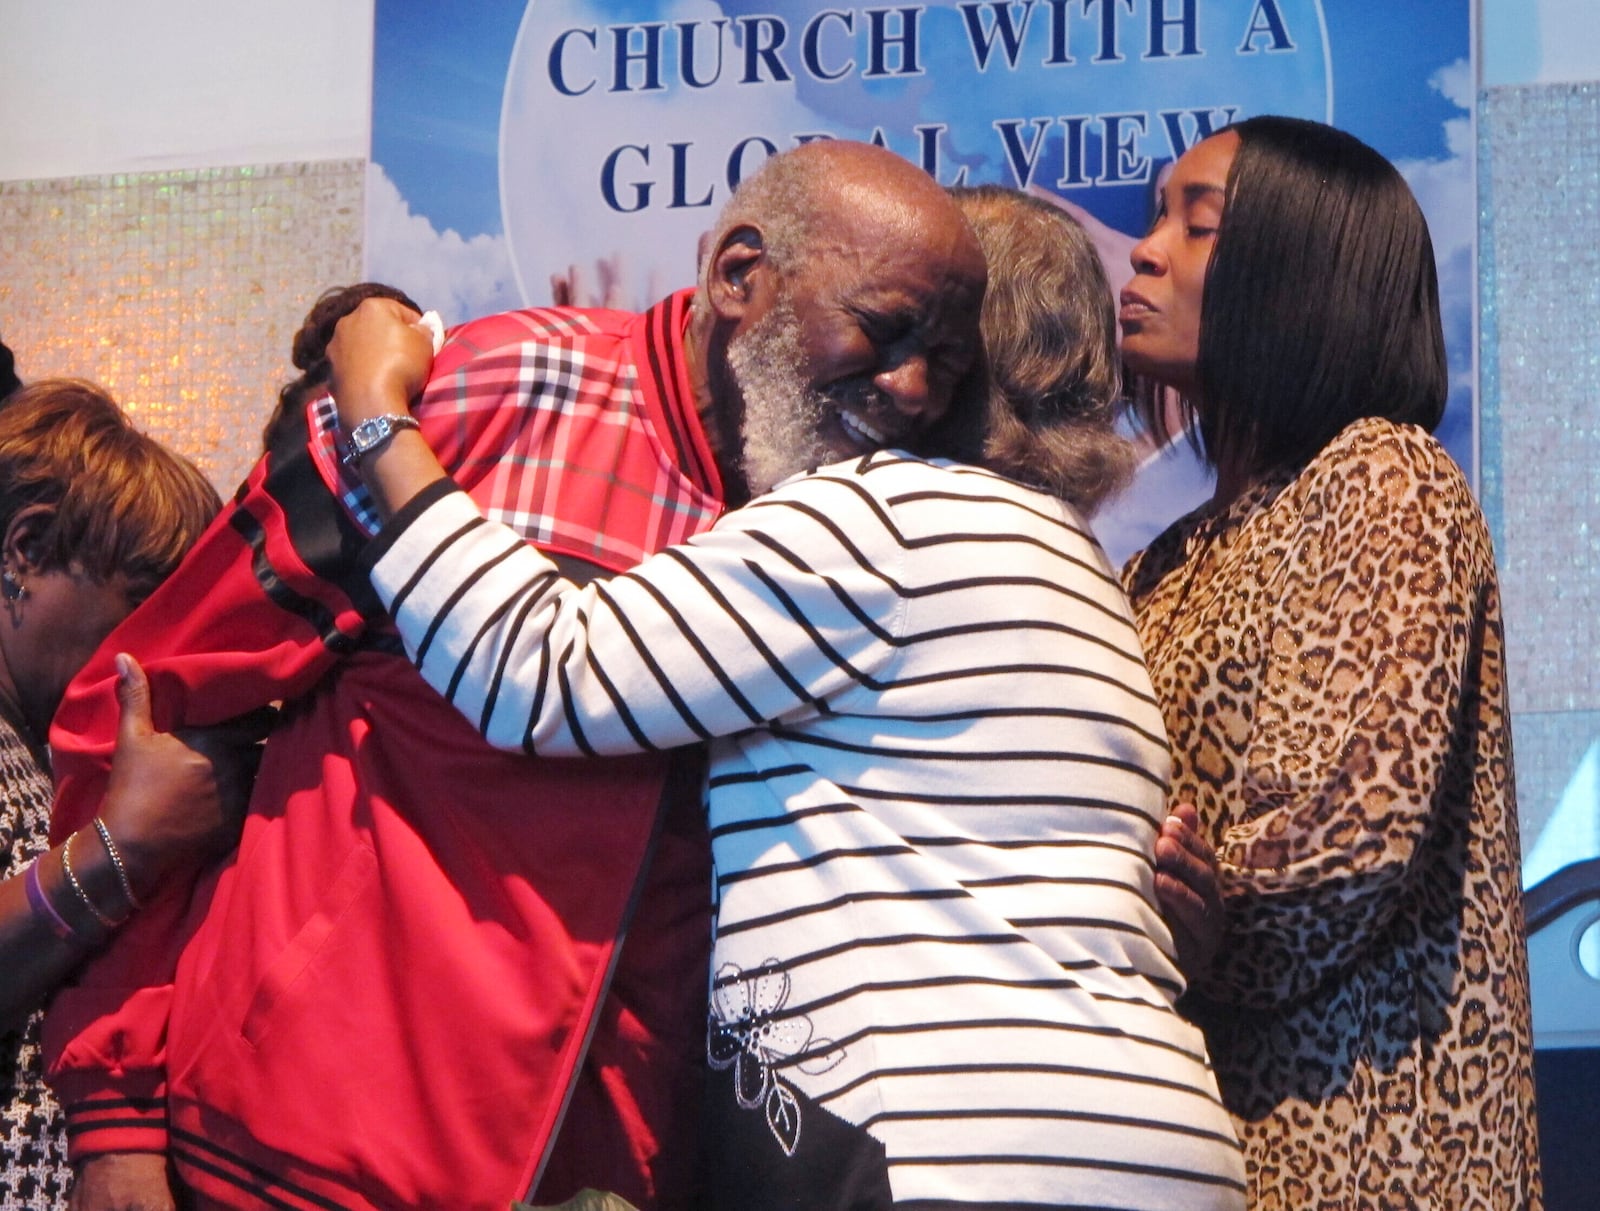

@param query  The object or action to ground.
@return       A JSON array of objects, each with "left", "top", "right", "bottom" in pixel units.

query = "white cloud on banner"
[
  {"left": 364, "top": 163, "right": 523, "bottom": 327},
  {"left": 1395, "top": 58, "right": 1476, "bottom": 404}
]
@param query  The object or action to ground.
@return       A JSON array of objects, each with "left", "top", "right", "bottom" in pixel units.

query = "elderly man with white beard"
[{"left": 322, "top": 157, "right": 1248, "bottom": 1209}]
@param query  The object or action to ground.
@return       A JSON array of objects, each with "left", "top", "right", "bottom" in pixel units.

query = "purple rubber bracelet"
[{"left": 25, "top": 858, "right": 79, "bottom": 942}]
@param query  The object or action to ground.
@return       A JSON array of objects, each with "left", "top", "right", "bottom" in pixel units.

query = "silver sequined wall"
[
  {"left": 1480, "top": 81, "right": 1600, "bottom": 866},
  {"left": 0, "top": 86, "right": 1596, "bottom": 867}
]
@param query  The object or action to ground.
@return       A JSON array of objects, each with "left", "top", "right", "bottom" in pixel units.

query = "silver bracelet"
[
  {"left": 92, "top": 816, "right": 142, "bottom": 912},
  {"left": 59, "top": 831, "right": 124, "bottom": 930}
]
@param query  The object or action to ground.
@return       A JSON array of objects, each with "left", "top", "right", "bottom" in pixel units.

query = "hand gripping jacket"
[{"left": 43, "top": 294, "right": 723, "bottom": 1211}]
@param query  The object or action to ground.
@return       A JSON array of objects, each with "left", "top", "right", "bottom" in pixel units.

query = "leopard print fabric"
[
  {"left": 0, "top": 708, "right": 72, "bottom": 1208},
  {"left": 1123, "top": 418, "right": 1541, "bottom": 1210}
]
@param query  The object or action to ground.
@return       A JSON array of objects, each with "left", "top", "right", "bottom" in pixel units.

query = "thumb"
[{"left": 114, "top": 652, "right": 155, "bottom": 741}]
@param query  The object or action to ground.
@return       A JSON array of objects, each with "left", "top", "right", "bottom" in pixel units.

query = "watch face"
[
  {"left": 353, "top": 416, "right": 391, "bottom": 452},
  {"left": 343, "top": 414, "right": 420, "bottom": 466}
]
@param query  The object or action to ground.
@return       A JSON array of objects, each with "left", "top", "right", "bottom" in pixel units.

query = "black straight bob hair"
[{"left": 1147, "top": 116, "right": 1448, "bottom": 480}]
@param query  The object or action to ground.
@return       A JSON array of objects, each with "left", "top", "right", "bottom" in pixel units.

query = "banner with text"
[{"left": 371, "top": 0, "right": 1473, "bottom": 554}]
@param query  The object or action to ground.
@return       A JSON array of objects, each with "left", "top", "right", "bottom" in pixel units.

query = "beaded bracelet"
[
  {"left": 25, "top": 858, "right": 80, "bottom": 942},
  {"left": 59, "top": 831, "right": 125, "bottom": 930},
  {"left": 92, "top": 816, "right": 142, "bottom": 912}
]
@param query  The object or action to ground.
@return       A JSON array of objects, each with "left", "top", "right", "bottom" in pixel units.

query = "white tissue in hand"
[{"left": 419, "top": 310, "right": 445, "bottom": 354}]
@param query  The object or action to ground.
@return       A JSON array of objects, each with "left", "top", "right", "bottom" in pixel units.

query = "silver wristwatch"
[{"left": 341, "top": 413, "right": 421, "bottom": 467}]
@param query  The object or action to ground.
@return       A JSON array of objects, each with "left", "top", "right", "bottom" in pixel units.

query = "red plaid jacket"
[{"left": 44, "top": 293, "right": 724, "bottom": 1210}]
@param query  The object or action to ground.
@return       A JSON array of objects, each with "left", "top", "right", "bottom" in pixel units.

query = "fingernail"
[{"left": 115, "top": 653, "right": 132, "bottom": 681}]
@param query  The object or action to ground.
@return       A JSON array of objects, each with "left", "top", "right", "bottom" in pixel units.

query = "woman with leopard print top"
[{"left": 1118, "top": 116, "right": 1542, "bottom": 1210}]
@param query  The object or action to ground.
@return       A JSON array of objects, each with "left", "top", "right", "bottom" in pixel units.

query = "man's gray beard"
[{"left": 726, "top": 298, "right": 832, "bottom": 496}]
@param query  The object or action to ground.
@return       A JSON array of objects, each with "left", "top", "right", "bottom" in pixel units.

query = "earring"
[{"left": 1, "top": 568, "right": 25, "bottom": 602}]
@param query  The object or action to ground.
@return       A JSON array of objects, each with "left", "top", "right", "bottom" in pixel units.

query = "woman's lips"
[{"left": 1119, "top": 288, "right": 1158, "bottom": 322}]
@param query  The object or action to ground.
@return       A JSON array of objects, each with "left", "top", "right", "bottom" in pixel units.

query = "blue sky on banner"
[{"left": 370, "top": 0, "right": 1472, "bottom": 467}]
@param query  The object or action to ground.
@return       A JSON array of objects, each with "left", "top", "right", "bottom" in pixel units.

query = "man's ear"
[
  {"left": 705, "top": 225, "right": 766, "bottom": 321},
  {"left": 2, "top": 504, "right": 54, "bottom": 576}
]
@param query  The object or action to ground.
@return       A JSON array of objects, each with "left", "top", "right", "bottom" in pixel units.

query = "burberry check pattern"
[{"left": 311, "top": 291, "right": 722, "bottom": 557}]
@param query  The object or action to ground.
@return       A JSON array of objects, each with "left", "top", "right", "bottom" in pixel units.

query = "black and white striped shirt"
[{"left": 370, "top": 452, "right": 1245, "bottom": 1209}]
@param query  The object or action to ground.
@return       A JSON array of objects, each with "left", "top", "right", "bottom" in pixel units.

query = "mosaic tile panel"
[
  {"left": 0, "top": 160, "right": 365, "bottom": 495},
  {"left": 1480, "top": 82, "right": 1600, "bottom": 718},
  {"left": 1480, "top": 81, "right": 1600, "bottom": 884}
]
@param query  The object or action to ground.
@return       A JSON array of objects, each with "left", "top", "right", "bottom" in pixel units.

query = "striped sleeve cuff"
[{"left": 64, "top": 1084, "right": 169, "bottom": 1159}]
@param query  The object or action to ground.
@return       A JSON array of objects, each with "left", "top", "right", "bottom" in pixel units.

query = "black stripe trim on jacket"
[
  {"left": 262, "top": 401, "right": 387, "bottom": 615},
  {"left": 640, "top": 292, "right": 717, "bottom": 492},
  {"left": 229, "top": 508, "right": 358, "bottom": 655},
  {"left": 170, "top": 1127, "right": 357, "bottom": 1211},
  {"left": 62, "top": 1116, "right": 167, "bottom": 1137},
  {"left": 63, "top": 1094, "right": 165, "bottom": 1115}
]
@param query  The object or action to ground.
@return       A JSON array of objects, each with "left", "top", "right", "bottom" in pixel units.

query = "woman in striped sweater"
[{"left": 326, "top": 168, "right": 1244, "bottom": 1210}]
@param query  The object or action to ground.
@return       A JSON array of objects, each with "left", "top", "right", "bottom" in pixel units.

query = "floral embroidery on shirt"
[{"left": 706, "top": 959, "right": 845, "bottom": 1157}]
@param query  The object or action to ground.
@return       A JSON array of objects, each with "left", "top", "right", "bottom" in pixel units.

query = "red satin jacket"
[{"left": 44, "top": 295, "right": 722, "bottom": 1210}]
